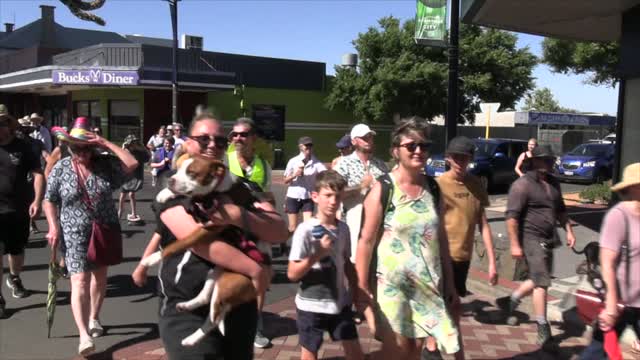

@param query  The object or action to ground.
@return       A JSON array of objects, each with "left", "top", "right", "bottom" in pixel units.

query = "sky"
[{"left": 0, "top": 0, "right": 619, "bottom": 114}]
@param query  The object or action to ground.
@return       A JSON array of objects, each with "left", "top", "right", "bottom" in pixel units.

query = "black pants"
[
  {"left": 159, "top": 300, "right": 258, "bottom": 360},
  {"left": 581, "top": 306, "right": 640, "bottom": 359}
]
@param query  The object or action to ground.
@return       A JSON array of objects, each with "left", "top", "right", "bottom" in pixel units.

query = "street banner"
[{"left": 414, "top": 0, "right": 448, "bottom": 47}]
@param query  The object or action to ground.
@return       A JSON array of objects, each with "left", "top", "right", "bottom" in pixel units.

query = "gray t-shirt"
[{"left": 289, "top": 218, "right": 351, "bottom": 314}]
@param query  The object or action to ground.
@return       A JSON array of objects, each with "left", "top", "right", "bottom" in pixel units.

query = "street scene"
[{"left": 1, "top": 1, "right": 639, "bottom": 360}]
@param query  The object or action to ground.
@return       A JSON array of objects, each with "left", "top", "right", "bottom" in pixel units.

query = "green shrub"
[{"left": 579, "top": 183, "right": 612, "bottom": 202}]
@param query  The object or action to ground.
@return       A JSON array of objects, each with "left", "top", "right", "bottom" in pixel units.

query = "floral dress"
[
  {"left": 45, "top": 156, "right": 123, "bottom": 274},
  {"left": 375, "top": 174, "right": 460, "bottom": 354}
]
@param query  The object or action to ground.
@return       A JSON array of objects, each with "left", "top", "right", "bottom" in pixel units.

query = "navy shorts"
[
  {"left": 0, "top": 212, "right": 29, "bottom": 255},
  {"left": 296, "top": 306, "right": 359, "bottom": 354},
  {"left": 451, "top": 260, "right": 471, "bottom": 297},
  {"left": 285, "top": 197, "right": 314, "bottom": 214}
]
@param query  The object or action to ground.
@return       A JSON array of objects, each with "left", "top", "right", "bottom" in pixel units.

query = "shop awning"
[{"left": 462, "top": 0, "right": 640, "bottom": 42}]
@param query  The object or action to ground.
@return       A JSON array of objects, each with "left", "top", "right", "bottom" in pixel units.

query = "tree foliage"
[
  {"left": 542, "top": 38, "right": 619, "bottom": 87},
  {"left": 59, "top": 0, "right": 106, "bottom": 26},
  {"left": 521, "top": 87, "right": 576, "bottom": 113},
  {"left": 326, "top": 17, "right": 537, "bottom": 123}
]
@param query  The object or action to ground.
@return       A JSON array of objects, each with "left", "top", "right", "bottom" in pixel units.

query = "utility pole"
[
  {"left": 168, "top": 0, "right": 180, "bottom": 124},
  {"left": 446, "top": 0, "right": 460, "bottom": 143}
]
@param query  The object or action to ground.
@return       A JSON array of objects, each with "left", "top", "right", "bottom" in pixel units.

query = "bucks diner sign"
[
  {"left": 52, "top": 69, "right": 139, "bottom": 86},
  {"left": 415, "top": 0, "right": 448, "bottom": 47}
]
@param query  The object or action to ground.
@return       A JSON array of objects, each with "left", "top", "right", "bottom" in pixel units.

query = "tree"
[
  {"left": 59, "top": 0, "right": 107, "bottom": 26},
  {"left": 326, "top": 17, "right": 537, "bottom": 123},
  {"left": 542, "top": 38, "right": 619, "bottom": 87},
  {"left": 521, "top": 87, "right": 577, "bottom": 113}
]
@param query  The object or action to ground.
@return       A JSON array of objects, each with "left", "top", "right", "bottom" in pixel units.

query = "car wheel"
[{"left": 478, "top": 174, "right": 490, "bottom": 192}]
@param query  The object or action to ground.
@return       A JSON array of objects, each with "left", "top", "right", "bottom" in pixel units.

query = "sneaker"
[
  {"left": 78, "top": 338, "right": 95, "bottom": 356},
  {"left": 0, "top": 295, "right": 6, "bottom": 319},
  {"left": 536, "top": 322, "right": 553, "bottom": 347},
  {"left": 254, "top": 330, "right": 271, "bottom": 348},
  {"left": 6, "top": 276, "right": 28, "bottom": 298},
  {"left": 89, "top": 319, "right": 104, "bottom": 338},
  {"left": 496, "top": 295, "right": 520, "bottom": 325},
  {"left": 30, "top": 223, "right": 40, "bottom": 234}
]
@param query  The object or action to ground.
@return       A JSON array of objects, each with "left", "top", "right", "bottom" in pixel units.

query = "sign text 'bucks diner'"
[{"left": 52, "top": 69, "right": 139, "bottom": 85}]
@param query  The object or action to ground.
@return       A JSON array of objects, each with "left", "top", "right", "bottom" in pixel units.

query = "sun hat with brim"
[
  {"left": 0, "top": 104, "right": 15, "bottom": 122},
  {"left": 523, "top": 145, "right": 555, "bottom": 164},
  {"left": 611, "top": 162, "right": 640, "bottom": 192},
  {"left": 51, "top": 117, "right": 94, "bottom": 145}
]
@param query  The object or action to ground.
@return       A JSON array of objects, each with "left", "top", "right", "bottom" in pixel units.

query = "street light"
[{"left": 168, "top": 0, "right": 180, "bottom": 125}]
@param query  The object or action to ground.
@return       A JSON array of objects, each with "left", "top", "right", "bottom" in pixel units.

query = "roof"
[
  {"left": 462, "top": 0, "right": 640, "bottom": 42},
  {"left": 0, "top": 18, "right": 129, "bottom": 50}
]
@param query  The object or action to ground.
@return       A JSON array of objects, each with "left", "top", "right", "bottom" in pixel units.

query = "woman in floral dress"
[
  {"left": 43, "top": 117, "right": 138, "bottom": 356},
  {"left": 355, "top": 118, "right": 461, "bottom": 359}
]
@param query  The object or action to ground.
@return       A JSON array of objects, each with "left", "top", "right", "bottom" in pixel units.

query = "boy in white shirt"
[{"left": 287, "top": 170, "right": 363, "bottom": 360}]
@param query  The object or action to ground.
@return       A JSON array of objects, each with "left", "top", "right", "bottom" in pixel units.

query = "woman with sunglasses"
[
  {"left": 43, "top": 117, "right": 138, "bottom": 356},
  {"left": 355, "top": 118, "right": 461, "bottom": 360}
]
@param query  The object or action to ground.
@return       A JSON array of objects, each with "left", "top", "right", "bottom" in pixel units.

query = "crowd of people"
[{"left": 0, "top": 102, "right": 638, "bottom": 360}]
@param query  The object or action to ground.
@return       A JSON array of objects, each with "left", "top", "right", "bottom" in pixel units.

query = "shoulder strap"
[
  {"left": 378, "top": 173, "right": 394, "bottom": 215},
  {"left": 617, "top": 207, "right": 631, "bottom": 290},
  {"left": 426, "top": 175, "right": 440, "bottom": 210}
]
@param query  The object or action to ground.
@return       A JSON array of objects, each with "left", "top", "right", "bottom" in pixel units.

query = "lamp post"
[
  {"left": 446, "top": 0, "right": 460, "bottom": 143},
  {"left": 168, "top": 0, "right": 180, "bottom": 124}
]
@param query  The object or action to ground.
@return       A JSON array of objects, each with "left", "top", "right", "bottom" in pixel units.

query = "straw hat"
[
  {"left": 611, "top": 163, "right": 640, "bottom": 192},
  {"left": 51, "top": 117, "right": 94, "bottom": 145},
  {"left": 29, "top": 113, "right": 43, "bottom": 122}
]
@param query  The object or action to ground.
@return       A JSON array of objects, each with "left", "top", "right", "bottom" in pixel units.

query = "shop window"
[
  {"left": 109, "top": 100, "right": 140, "bottom": 143},
  {"left": 74, "top": 100, "right": 101, "bottom": 128}
]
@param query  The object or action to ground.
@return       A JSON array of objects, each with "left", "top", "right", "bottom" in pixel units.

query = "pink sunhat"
[{"left": 51, "top": 117, "right": 95, "bottom": 145}]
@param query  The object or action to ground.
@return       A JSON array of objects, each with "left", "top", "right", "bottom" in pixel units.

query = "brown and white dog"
[{"left": 142, "top": 155, "right": 264, "bottom": 347}]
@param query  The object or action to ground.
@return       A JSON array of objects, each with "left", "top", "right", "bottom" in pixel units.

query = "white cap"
[
  {"left": 350, "top": 123, "right": 376, "bottom": 139},
  {"left": 166, "top": 125, "right": 173, "bottom": 130}
]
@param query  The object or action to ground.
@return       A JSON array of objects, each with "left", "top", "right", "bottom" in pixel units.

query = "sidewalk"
[{"left": 78, "top": 270, "right": 636, "bottom": 360}]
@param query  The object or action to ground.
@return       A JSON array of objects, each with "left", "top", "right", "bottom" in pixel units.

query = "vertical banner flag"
[{"left": 415, "top": 0, "right": 448, "bottom": 47}]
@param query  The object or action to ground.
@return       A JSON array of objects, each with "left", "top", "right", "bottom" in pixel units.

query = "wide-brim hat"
[
  {"left": 611, "top": 162, "right": 640, "bottom": 192},
  {"left": 30, "top": 113, "right": 43, "bottom": 122},
  {"left": 51, "top": 117, "right": 94, "bottom": 145},
  {"left": 523, "top": 144, "right": 555, "bottom": 164}
]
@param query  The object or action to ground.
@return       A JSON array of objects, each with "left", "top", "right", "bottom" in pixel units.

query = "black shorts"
[
  {"left": 0, "top": 212, "right": 30, "bottom": 255},
  {"left": 451, "top": 260, "right": 471, "bottom": 297},
  {"left": 523, "top": 240, "right": 554, "bottom": 288},
  {"left": 285, "top": 197, "right": 314, "bottom": 214},
  {"left": 159, "top": 300, "right": 257, "bottom": 360},
  {"left": 296, "top": 306, "right": 359, "bottom": 354}
]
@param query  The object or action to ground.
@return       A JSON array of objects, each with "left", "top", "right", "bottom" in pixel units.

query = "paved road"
[{"left": 0, "top": 176, "right": 596, "bottom": 359}]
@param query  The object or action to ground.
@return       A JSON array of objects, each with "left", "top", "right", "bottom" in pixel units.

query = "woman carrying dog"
[
  {"left": 581, "top": 162, "right": 640, "bottom": 358},
  {"left": 43, "top": 117, "right": 138, "bottom": 356},
  {"left": 154, "top": 113, "right": 287, "bottom": 360},
  {"left": 355, "top": 118, "right": 461, "bottom": 360}
]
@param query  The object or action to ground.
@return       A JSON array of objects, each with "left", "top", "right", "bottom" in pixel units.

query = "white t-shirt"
[
  {"left": 173, "top": 136, "right": 186, "bottom": 147},
  {"left": 284, "top": 154, "right": 326, "bottom": 199},
  {"left": 289, "top": 218, "right": 351, "bottom": 314}
]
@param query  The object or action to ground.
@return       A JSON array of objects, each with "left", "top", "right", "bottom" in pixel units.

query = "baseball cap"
[
  {"left": 298, "top": 136, "right": 313, "bottom": 145},
  {"left": 166, "top": 124, "right": 173, "bottom": 130},
  {"left": 446, "top": 136, "right": 475, "bottom": 157},
  {"left": 350, "top": 124, "right": 376, "bottom": 139},
  {"left": 336, "top": 134, "right": 351, "bottom": 149}
]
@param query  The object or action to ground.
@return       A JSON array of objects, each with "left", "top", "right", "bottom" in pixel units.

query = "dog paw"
[
  {"left": 140, "top": 252, "right": 162, "bottom": 268},
  {"left": 155, "top": 188, "right": 176, "bottom": 203},
  {"left": 181, "top": 329, "right": 206, "bottom": 347}
]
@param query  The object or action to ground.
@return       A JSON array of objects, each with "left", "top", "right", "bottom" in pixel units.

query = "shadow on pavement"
[
  {"left": 565, "top": 204, "right": 605, "bottom": 232},
  {"left": 262, "top": 311, "right": 297, "bottom": 339},
  {"left": 5, "top": 256, "right": 147, "bottom": 275},
  {"left": 86, "top": 322, "right": 159, "bottom": 360},
  {"left": 499, "top": 345, "right": 586, "bottom": 359},
  {"left": 106, "top": 274, "right": 158, "bottom": 299}
]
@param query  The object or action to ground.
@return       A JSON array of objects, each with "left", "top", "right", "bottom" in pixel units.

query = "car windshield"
[
  {"left": 474, "top": 140, "right": 497, "bottom": 157},
  {"left": 568, "top": 144, "right": 610, "bottom": 157}
]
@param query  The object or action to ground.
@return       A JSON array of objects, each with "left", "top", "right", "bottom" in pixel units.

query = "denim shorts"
[{"left": 296, "top": 306, "right": 359, "bottom": 353}]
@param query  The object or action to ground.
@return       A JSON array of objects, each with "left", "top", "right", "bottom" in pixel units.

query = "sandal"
[{"left": 78, "top": 338, "right": 95, "bottom": 356}]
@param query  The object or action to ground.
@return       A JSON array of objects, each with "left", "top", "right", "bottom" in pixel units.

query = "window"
[
  {"left": 74, "top": 100, "right": 101, "bottom": 128},
  {"left": 494, "top": 143, "right": 508, "bottom": 156},
  {"left": 109, "top": 100, "right": 140, "bottom": 143}
]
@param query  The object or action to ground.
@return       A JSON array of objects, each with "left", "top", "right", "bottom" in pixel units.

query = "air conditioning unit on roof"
[{"left": 181, "top": 34, "right": 203, "bottom": 50}]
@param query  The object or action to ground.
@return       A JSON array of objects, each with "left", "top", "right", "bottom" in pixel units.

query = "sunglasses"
[
  {"left": 398, "top": 142, "right": 431, "bottom": 153},
  {"left": 229, "top": 131, "right": 252, "bottom": 139},
  {"left": 189, "top": 135, "right": 228, "bottom": 149}
]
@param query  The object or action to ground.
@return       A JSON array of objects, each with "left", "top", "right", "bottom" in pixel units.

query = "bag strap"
[
  {"left": 72, "top": 160, "right": 95, "bottom": 214},
  {"left": 617, "top": 207, "right": 631, "bottom": 291}
]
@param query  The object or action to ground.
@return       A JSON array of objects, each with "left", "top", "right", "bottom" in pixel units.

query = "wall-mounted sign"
[
  {"left": 252, "top": 104, "right": 285, "bottom": 141},
  {"left": 52, "top": 69, "right": 139, "bottom": 86}
]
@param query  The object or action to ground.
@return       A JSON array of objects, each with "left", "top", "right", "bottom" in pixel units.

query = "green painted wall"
[
  {"left": 72, "top": 88, "right": 144, "bottom": 139},
  {"left": 208, "top": 87, "right": 392, "bottom": 165}
]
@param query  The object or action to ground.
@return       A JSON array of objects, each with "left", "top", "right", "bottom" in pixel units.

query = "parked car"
[
  {"left": 555, "top": 143, "right": 615, "bottom": 184},
  {"left": 425, "top": 138, "right": 528, "bottom": 190}
]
